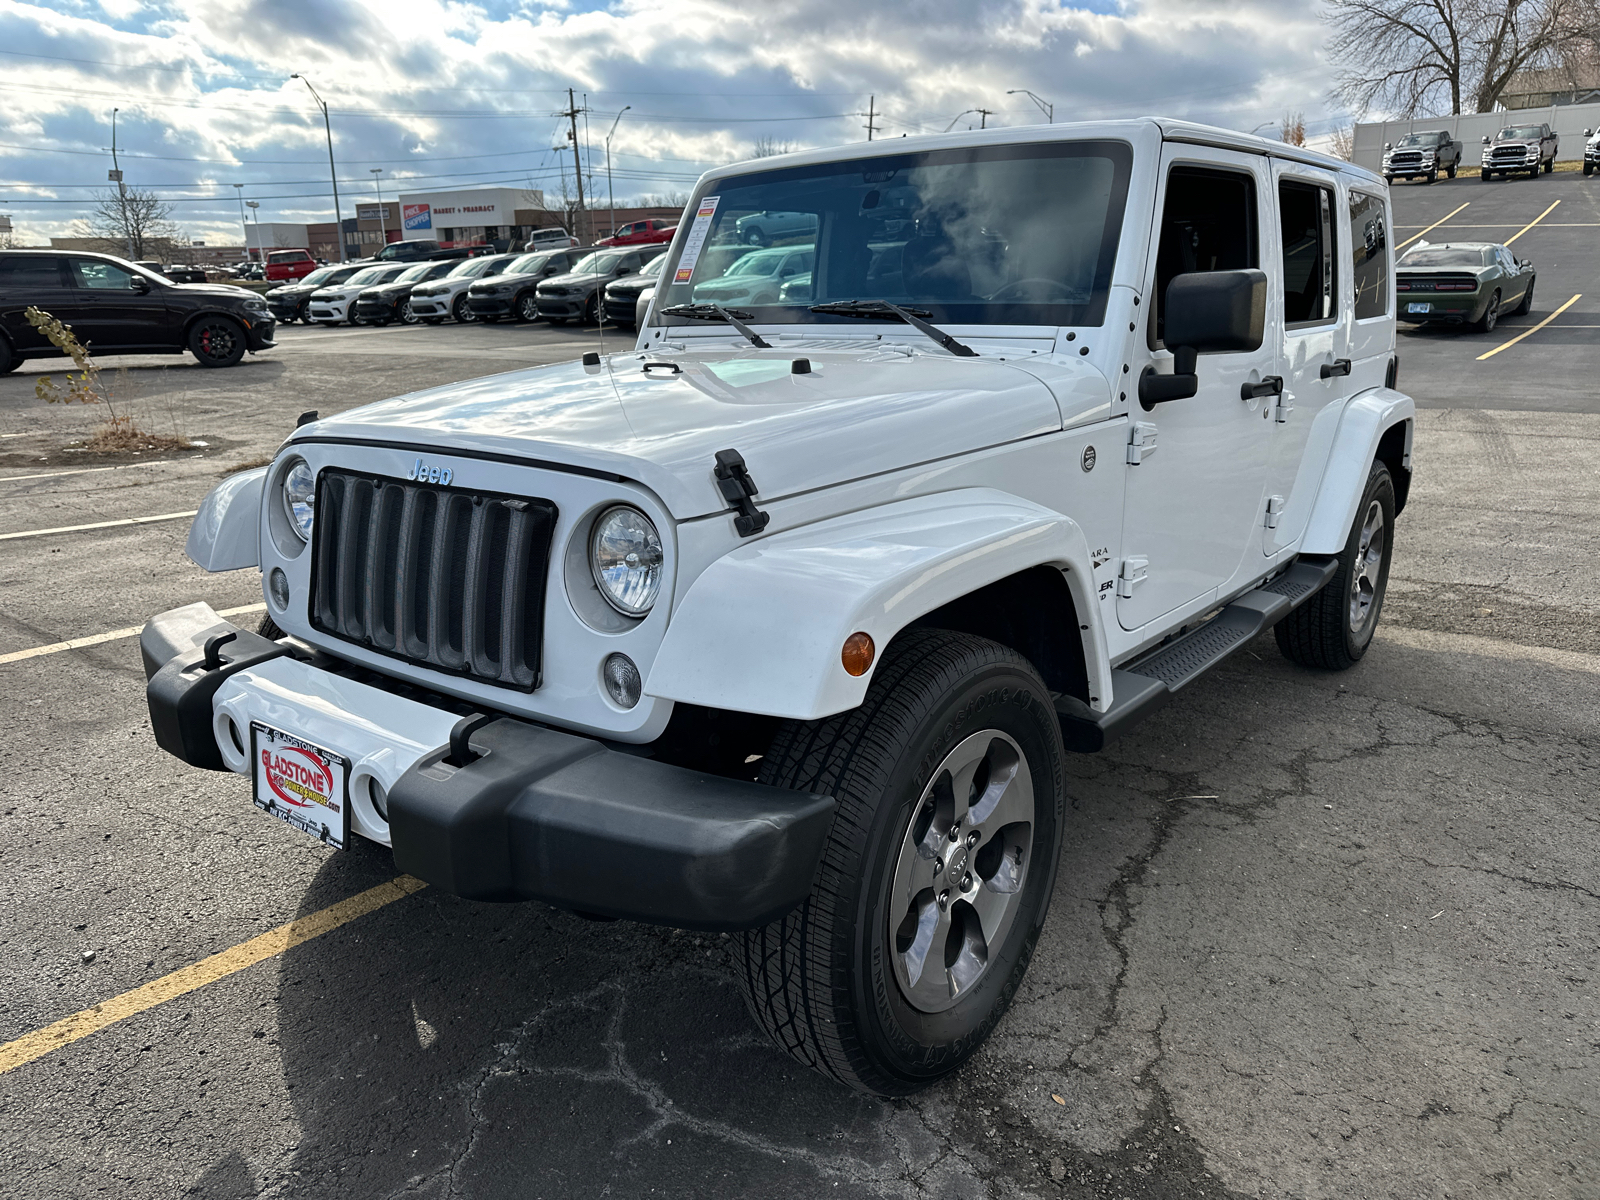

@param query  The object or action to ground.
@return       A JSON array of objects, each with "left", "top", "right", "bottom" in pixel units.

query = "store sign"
[
  {"left": 356, "top": 204, "right": 390, "bottom": 221},
  {"left": 403, "top": 203, "right": 432, "bottom": 230}
]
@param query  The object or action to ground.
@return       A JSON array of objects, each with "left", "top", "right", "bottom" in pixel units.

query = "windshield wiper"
[
  {"left": 807, "top": 300, "right": 977, "bottom": 357},
  {"left": 658, "top": 303, "right": 771, "bottom": 348}
]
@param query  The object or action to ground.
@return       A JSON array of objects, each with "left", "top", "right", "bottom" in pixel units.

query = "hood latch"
[{"left": 713, "top": 449, "right": 771, "bottom": 537}]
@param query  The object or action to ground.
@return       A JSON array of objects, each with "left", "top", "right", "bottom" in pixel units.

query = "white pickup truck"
[{"left": 144, "top": 118, "right": 1412, "bottom": 1097}]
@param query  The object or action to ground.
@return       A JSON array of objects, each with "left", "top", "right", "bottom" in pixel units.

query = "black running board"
[{"left": 1056, "top": 556, "right": 1338, "bottom": 752}]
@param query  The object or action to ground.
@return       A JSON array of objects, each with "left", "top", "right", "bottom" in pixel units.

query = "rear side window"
[
  {"left": 1279, "top": 179, "right": 1337, "bottom": 326},
  {"left": 1150, "top": 166, "right": 1259, "bottom": 348},
  {"left": 1349, "top": 191, "right": 1389, "bottom": 320},
  {"left": 0, "top": 257, "right": 67, "bottom": 286}
]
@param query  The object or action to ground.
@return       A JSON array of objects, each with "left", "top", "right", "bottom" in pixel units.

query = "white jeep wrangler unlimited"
[{"left": 144, "top": 118, "right": 1411, "bottom": 1096}]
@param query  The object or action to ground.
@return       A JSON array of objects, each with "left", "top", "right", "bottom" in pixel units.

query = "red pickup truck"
[
  {"left": 265, "top": 249, "right": 318, "bottom": 281},
  {"left": 595, "top": 219, "right": 676, "bottom": 248}
]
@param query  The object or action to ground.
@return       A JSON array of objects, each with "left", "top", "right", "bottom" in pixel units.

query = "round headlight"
[
  {"left": 282, "top": 457, "right": 315, "bottom": 542},
  {"left": 589, "top": 506, "right": 663, "bottom": 616}
]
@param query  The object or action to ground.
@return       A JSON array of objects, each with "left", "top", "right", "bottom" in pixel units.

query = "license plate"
[
  {"left": 1407, "top": 302, "right": 1432, "bottom": 314},
  {"left": 251, "top": 723, "right": 350, "bottom": 850}
]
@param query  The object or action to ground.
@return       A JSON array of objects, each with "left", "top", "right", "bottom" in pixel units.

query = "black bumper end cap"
[
  {"left": 144, "top": 610, "right": 289, "bottom": 771},
  {"left": 387, "top": 717, "right": 835, "bottom": 931}
]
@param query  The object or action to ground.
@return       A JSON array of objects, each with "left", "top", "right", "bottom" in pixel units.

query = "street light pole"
[
  {"left": 1006, "top": 89, "right": 1053, "bottom": 124},
  {"left": 246, "top": 199, "right": 262, "bottom": 264},
  {"left": 110, "top": 108, "right": 133, "bottom": 258},
  {"left": 371, "top": 168, "right": 386, "bottom": 250},
  {"left": 604, "top": 106, "right": 630, "bottom": 241},
  {"left": 233, "top": 183, "right": 251, "bottom": 263},
  {"left": 292, "top": 74, "right": 346, "bottom": 261}
]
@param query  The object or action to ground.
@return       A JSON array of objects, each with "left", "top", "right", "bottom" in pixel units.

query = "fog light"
[
  {"left": 602, "top": 653, "right": 642, "bottom": 709},
  {"left": 268, "top": 567, "right": 290, "bottom": 611}
]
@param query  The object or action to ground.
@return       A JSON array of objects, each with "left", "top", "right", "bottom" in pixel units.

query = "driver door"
[{"left": 1117, "top": 148, "right": 1281, "bottom": 632}]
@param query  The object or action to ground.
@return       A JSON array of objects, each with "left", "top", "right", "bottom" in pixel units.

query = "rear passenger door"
[
  {"left": 0, "top": 256, "right": 74, "bottom": 352},
  {"left": 1262, "top": 160, "right": 1350, "bottom": 556}
]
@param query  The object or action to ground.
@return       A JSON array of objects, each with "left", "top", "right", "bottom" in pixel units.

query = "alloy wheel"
[
  {"left": 1348, "top": 500, "right": 1386, "bottom": 633},
  {"left": 400, "top": 298, "right": 418, "bottom": 324},
  {"left": 195, "top": 320, "right": 238, "bottom": 363},
  {"left": 887, "top": 730, "right": 1034, "bottom": 1014}
]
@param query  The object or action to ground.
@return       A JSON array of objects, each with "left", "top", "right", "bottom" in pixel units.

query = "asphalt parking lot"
[{"left": 2, "top": 175, "right": 1597, "bottom": 1200}]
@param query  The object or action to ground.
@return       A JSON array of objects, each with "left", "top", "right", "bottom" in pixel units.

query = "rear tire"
[
  {"left": 1447, "top": 164, "right": 1457, "bottom": 178},
  {"left": 1544, "top": 158, "right": 1553, "bottom": 174},
  {"left": 1474, "top": 289, "right": 1502, "bottom": 333},
  {"left": 737, "top": 629, "right": 1067, "bottom": 1096},
  {"left": 1275, "top": 463, "right": 1395, "bottom": 671}
]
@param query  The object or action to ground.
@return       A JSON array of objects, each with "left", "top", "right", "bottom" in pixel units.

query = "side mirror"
[
  {"left": 1586, "top": 128, "right": 1594, "bottom": 138},
  {"left": 1139, "top": 269, "right": 1266, "bottom": 408},
  {"left": 130, "top": 275, "right": 150, "bottom": 293},
  {"left": 1383, "top": 142, "right": 1392, "bottom": 151},
  {"left": 1482, "top": 135, "right": 1491, "bottom": 145}
]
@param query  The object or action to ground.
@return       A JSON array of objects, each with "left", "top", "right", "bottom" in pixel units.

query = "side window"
[
  {"left": 69, "top": 259, "right": 135, "bottom": 290},
  {"left": 1278, "top": 179, "right": 1337, "bottom": 326},
  {"left": 1349, "top": 191, "right": 1389, "bottom": 321},
  {"left": 1149, "top": 166, "right": 1258, "bottom": 348},
  {"left": 0, "top": 257, "right": 67, "bottom": 287}
]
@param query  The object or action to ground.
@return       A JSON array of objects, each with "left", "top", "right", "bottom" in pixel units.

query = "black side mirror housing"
[
  {"left": 1139, "top": 269, "right": 1267, "bottom": 409},
  {"left": 130, "top": 275, "right": 150, "bottom": 293}
]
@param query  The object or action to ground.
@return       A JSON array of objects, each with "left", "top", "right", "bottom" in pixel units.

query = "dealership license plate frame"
[
  {"left": 1407, "top": 302, "right": 1432, "bottom": 314},
  {"left": 250, "top": 722, "right": 351, "bottom": 851}
]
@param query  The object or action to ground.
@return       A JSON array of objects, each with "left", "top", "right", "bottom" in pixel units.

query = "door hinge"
[
  {"left": 1274, "top": 391, "right": 1295, "bottom": 424},
  {"left": 1117, "top": 556, "right": 1149, "bottom": 598},
  {"left": 1126, "top": 422, "right": 1158, "bottom": 465},
  {"left": 1264, "top": 495, "right": 1286, "bottom": 529}
]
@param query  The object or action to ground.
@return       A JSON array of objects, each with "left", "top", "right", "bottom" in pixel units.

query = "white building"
[{"left": 395, "top": 187, "right": 548, "bottom": 246}]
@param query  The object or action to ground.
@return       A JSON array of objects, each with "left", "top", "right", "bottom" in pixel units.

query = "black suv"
[
  {"left": 465, "top": 248, "right": 582, "bottom": 321},
  {"left": 265, "top": 263, "right": 365, "bottom": 324},
  {"left": 369, "top": 240, "right": 471, "bottom": 265},
  {"left": 351, "top": 260, "right": 457, "bottom": 325},
  {"left": 0, "top": 250, "right": 275, "bottom": 372}
]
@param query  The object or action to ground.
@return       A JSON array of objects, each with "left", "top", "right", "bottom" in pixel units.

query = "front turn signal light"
[{"left": 841, "top": 632, "right": 875, "bottom": 677}]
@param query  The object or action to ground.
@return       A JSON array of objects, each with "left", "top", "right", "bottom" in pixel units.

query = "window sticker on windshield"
[{"left": 673, "top": 196, "right": 720, "bottom": 283}]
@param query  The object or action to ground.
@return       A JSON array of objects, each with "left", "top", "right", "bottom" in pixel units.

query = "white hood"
[{"left": 291, "top": 346, "right": 1110, "bottom": 519}]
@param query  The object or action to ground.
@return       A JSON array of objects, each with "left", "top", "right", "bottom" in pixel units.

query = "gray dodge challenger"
[{"left": 1396, "top": 241, "right": 1535, "bottom": 333}]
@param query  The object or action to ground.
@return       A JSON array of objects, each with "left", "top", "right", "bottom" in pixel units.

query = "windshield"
[
  {"left": 446, "top": 256, "right": 499, "bottom": 279},
  {"left": 570, "top": 251, "right": 624, "bottom": 274},
  {"left": 343, "top": 267, "right": 386, "bottom": 285},
  {"left": 395, "top": 264, "right": 433, "bottom": 282},
  {"left": 642, "top": 252, "right": 667, "bottom": 276},
  {"left": 1395, "top": 134, "right": 1441, "bottom": 147},
  {"left": 504, "top": 253, "right": 548, "bottom": 274},
  {"left": 656, "top": 140, "right": 1132, "bottom": 327},
  {"left": 300, "top": 267, "right": 335, "bottom": 286},
  {"left": 1399, "top": 247, "right": 1490, "bottom": 267},
  {"left": 1499, "top": 126, "right": 1543, "bottom": 140}
]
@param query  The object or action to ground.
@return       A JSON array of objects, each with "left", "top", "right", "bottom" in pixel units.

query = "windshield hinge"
[{"left": 713, "top": 449, "right": 771, "bottom": 537}]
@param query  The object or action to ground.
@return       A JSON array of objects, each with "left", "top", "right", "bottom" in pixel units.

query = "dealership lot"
[{"left": 1, "top": 178, "right": 1597, "bottom": 1200}]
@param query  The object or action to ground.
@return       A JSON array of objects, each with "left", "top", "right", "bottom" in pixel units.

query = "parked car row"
[{"left": 1382, "top": 124, "right": 1592, "bottom": 183}]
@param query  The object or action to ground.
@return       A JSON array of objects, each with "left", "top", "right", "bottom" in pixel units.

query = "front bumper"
[
  {"left": 266, "top": 300, "right": 304, "bottom": 321},
  {"left": 536, "top": 292, "right": 590, "bottom": 317},
  {"left": 308, "top": 299, "right": 352, "bottom": 322},
  {"left": 244, "top": 316, "right": 277, "bottom": 350},
  {"left": 409, "top": 294, "right": 450, "bottom": 316},
  {"left": 141, "top": 603, "right": 834, "bottom": 930},
  {"left": 604, "top": 294, "right": 640, "bottom": 323},
  {"left": 467, "top": 295, "right": 515, "bottom": 315},
  {"left": 352, "top": 299, "right": 397, "bottom": 321}
]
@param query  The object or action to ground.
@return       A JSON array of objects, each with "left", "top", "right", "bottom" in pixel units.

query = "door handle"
[
  {"left": 1320, "top": 358, "right": 1352, "bottom": 379},
  {"left": 1240, "top": 375, "right": 1283, "bottom": 401}
]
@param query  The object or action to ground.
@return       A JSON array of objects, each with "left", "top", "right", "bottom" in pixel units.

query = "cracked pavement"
[{"left": 2, "top": 179, "right": 1598, "bottom": 1199}]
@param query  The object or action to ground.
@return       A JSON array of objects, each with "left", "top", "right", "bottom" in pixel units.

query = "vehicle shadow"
[{"left": 266, "top": 846, "right": 899, "bottom": 1199}]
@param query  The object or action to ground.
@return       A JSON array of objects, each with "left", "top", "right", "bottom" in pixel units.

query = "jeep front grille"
[{"left": 311, "top": 467, "right": 557, "bottom": 690}]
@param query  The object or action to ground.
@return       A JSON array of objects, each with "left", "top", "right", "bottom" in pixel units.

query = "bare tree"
[
  {"left": 1280, "top": 111, "right": 1308, "bottom": 146},
  {"left": 1326, "top": 0, "right": 1596, "bottom": 116},
  {"left": 1328, "top": 126, "right": 1357, "bottom": 160},
  {"left": 751, "top": 137, "right": 799, "bottom": 158},
  {"left": 635, "top": 191, "right": 690, "bottom": 208},
  {"left": 69, "top": 186, "right": 179, "bottom": 259}
]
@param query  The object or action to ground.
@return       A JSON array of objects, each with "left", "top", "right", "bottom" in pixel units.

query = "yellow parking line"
[
  {"left": 1504, "top": 200, "right": 1561, "bottom": 245},
  {"left": 1478, "top": 293, "right": 1583, "bottom": 360},
  {"left": 0, "top": 603, "right": 267, "bottom": 665},
  {"left": 0, "top": 510, "right": 196, "bottom": 541},
  {"left": 1396, "top": 202, "right": 1470, "bottom": 250},
  {"left": 0, "top": 875, "right": 428, "bottom": 1075}
]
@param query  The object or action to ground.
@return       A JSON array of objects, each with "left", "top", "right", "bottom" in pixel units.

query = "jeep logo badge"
[
  {"left": 407, "top": 458, "right": 453, "bottom": 486},
  {"left": 1081, "top": 445, "right": 1097, "bottom": 472}
]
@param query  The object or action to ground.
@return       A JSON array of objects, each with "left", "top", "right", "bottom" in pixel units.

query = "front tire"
[
  {"left": 1275, "top": 463, "right": 1395, "bottom": 671},
  {"left": 1513, "top": 277, "right": 1535, "bottom": 316},
  {"left": 451, "top": 294, "right": 475, "bottom": 323},
  {"left": 515, "top": 292, "right": 540, "bottom": 323},
  {"left": 188, "top": 316, "right": 246, "bottom": 367},
  {"left": 1481, "top": 169, "right": 1492, "bottom": 181},
  {"left": 399, "top": 298, "right": 419, "bottom": 325},
  {"left": 1426, "top": 169, "right": 1438, "bottom": 184},
  {"left": 737, "top": 629, "right": 1067, "bottom": 1096}
]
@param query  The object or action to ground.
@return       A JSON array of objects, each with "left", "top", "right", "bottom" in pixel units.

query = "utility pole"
[
  {"left": 371, "top": 168, "right": 387, "bottom": 249},
  {"left": 233, "top": 183, "right": 251, "bottom": 262},
  {"left": 976, "top": 108, "right": 993, "bottom": 129},
  {"left": 865, "top": 95, "right": 877, "bottom": 141},
  {"left": 605, "top": 106, "right": 631, "bottom": 240},
  {"left": 110, "top": 108, "right": 133, "bottom": 258},
  {"left": 565, "top": 88, "right": 588, "bottom": 243},
  {"left": 292, "top": 74, "right": 346, "bottom": 261}
]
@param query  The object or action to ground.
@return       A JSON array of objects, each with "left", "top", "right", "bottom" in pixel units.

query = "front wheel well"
[
  {"left": 1376, "top": 419, "right": 1411, "bottom": 516},
  {"left": 906, "top": 565, "right": 1089, "bottom": 703}
]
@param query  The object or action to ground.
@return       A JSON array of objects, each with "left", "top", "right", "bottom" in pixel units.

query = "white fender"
[
  {"left": 186, "top": 466, "right": 267, "bottom": 572},
  {"left": 647, "top": 488, "right": 1106, "bottom": 721},
  {"left": 1300, "top": 388, "right": 1414, "bottom": 555}
]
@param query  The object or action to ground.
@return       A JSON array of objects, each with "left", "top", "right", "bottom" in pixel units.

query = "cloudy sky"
[{"left": 0, "top": 0, "right": 1346, "bottom": 249}]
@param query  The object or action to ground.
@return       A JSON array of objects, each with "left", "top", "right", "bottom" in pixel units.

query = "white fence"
[{"left": 1352, "top": 101, "right": 1600, "bottom": 172}]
